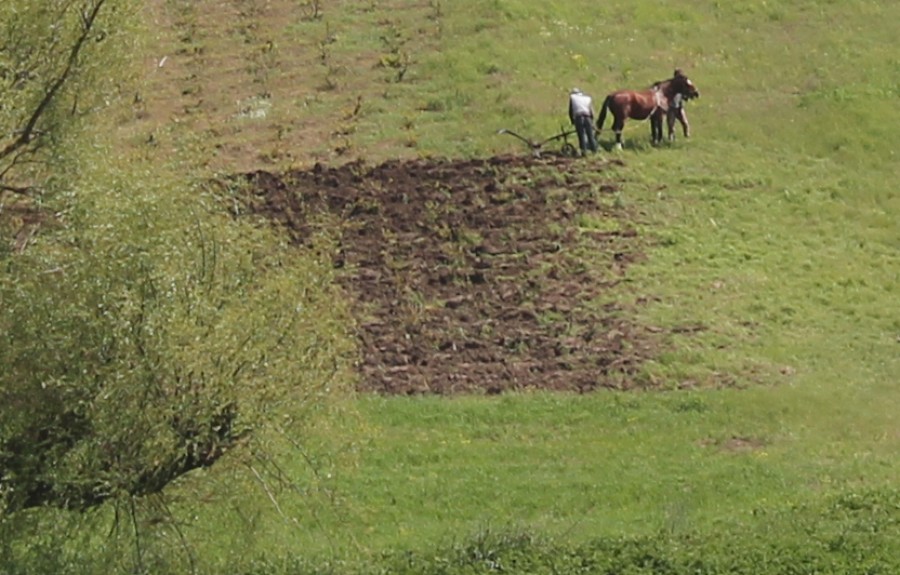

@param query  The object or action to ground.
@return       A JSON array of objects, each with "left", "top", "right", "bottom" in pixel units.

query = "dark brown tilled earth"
[{"left": 237, "top": 153, "right": 662, "bottom": 394}]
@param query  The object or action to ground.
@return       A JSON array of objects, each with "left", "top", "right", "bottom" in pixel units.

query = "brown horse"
[{"left": 596, "top": 70, "right": 700, "bottom": 149}]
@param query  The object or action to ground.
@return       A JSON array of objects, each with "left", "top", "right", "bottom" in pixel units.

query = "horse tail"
[{"left": 596, "top": 95, "right": 612, "bottom": 132}]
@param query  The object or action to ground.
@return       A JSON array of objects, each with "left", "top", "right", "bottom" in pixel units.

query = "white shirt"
[{"left": 569, "top": 93, "right": 593, "bottom": 118}]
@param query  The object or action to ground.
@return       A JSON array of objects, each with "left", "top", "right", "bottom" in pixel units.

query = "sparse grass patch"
[{"left": 575, "top": 212, "right": 621, "bottom": 234}]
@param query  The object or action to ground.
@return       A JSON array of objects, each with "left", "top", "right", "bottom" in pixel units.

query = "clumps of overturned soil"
[{"left": 236, "top": 154, "right": 662, "bottom": 394}]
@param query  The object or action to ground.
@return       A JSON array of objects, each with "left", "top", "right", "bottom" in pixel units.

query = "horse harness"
[{"left": 650, "top": 88, "right": 665, "bottom": 117}]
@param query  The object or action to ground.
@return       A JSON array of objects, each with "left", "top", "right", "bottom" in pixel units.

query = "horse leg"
[
  {"left": 666, "top": 109, "right": 677, "bottom": 142},
  {"left": 596, "top": 95, "right": 611, "bottom": 149},
  {"left": 612, "top": 115, "right": 625, "bottom": 150},
  {"left": 651, "top": 113, "right": 663, "bottom": 145}
]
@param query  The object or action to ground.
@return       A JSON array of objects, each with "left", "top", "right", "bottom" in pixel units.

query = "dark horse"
[
  {"left": 596, "top": 70, "right": 700, "bottom": 149},
  {"left": 652, "top": 70, "right": 700, "bottom": 142}
]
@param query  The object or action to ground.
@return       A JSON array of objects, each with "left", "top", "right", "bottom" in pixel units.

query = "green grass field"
[
  {"left": 156, "top": 0, "right": 900, "bottom": 570},
  {"left": 12, "top": 0, "right": 900, "bottom": 572}
]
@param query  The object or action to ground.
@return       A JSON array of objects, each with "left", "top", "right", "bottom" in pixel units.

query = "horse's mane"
[{"left": 651, "top": 78, "right": 671, "bottom": 92}]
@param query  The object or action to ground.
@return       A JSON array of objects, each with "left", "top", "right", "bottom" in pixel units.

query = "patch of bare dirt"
[{"left": 237, "top": 153, "right": 663, "bottom": 395}]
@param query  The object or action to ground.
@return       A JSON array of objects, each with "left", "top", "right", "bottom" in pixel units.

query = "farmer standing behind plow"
[{"left": 568, "top": 88, "right": 598, "bottom": 155}]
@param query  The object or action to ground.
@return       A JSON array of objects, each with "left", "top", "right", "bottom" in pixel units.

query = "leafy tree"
[
  {"left": 1, "top": 172, "right": 354, "bottom": 515},
  {"left": 0, "top": 0, "right": 355, "bottom": 524},
  {"left": 0, "top": 0, "right": 129, "bottom": 196}
]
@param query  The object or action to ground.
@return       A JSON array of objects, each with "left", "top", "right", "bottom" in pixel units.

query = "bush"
[{"left": 227, "top": 488, "right": 900, "bottom": 575}]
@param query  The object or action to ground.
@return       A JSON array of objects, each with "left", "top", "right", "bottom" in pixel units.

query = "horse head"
[{"left": 671, "top": 69, "right": 700, "bottom": 100}]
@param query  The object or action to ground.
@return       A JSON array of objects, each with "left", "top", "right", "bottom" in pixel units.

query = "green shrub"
[{"left": 231, "top": 488, "right": 900, "bottom": 575}]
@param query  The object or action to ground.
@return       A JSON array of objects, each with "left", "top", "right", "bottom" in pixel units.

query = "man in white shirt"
[{"left": 568, "top": 88, "right": 598, "bottom": 155}]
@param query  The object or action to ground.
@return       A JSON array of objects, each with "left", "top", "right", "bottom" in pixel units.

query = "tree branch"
[
  {"left": 0, "top": 183, "right": 35, "bottom": 196},
  {"left": 1, "top": 402, "right": 245, "bottom": 515},
  {"left": 0, "top": 0, "right": 108, "bottom": 162}
]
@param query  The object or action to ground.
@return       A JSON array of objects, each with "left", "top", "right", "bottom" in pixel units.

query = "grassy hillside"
[{"left": 42, "top": 0, "right": 900, "bottom": 571}]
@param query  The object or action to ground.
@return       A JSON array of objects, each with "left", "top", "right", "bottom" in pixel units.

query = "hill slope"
[{"left": 106, "top": 0, "right": 900, "bottom": 568}]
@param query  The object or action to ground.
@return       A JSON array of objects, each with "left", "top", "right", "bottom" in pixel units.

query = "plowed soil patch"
[{"left": 238, "top": 154, "right": 660, "bottom": 394}]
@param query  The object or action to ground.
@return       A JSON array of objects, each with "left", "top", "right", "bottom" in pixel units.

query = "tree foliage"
[
  {"left": 0, "top": 0, "right": 133, "bottom": 196},
  {"left": 0, "top": 157, "right": 355, "bottom": 517},
  {"left": 0, "top": 0, "right": 355, "bottom": 521}
]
